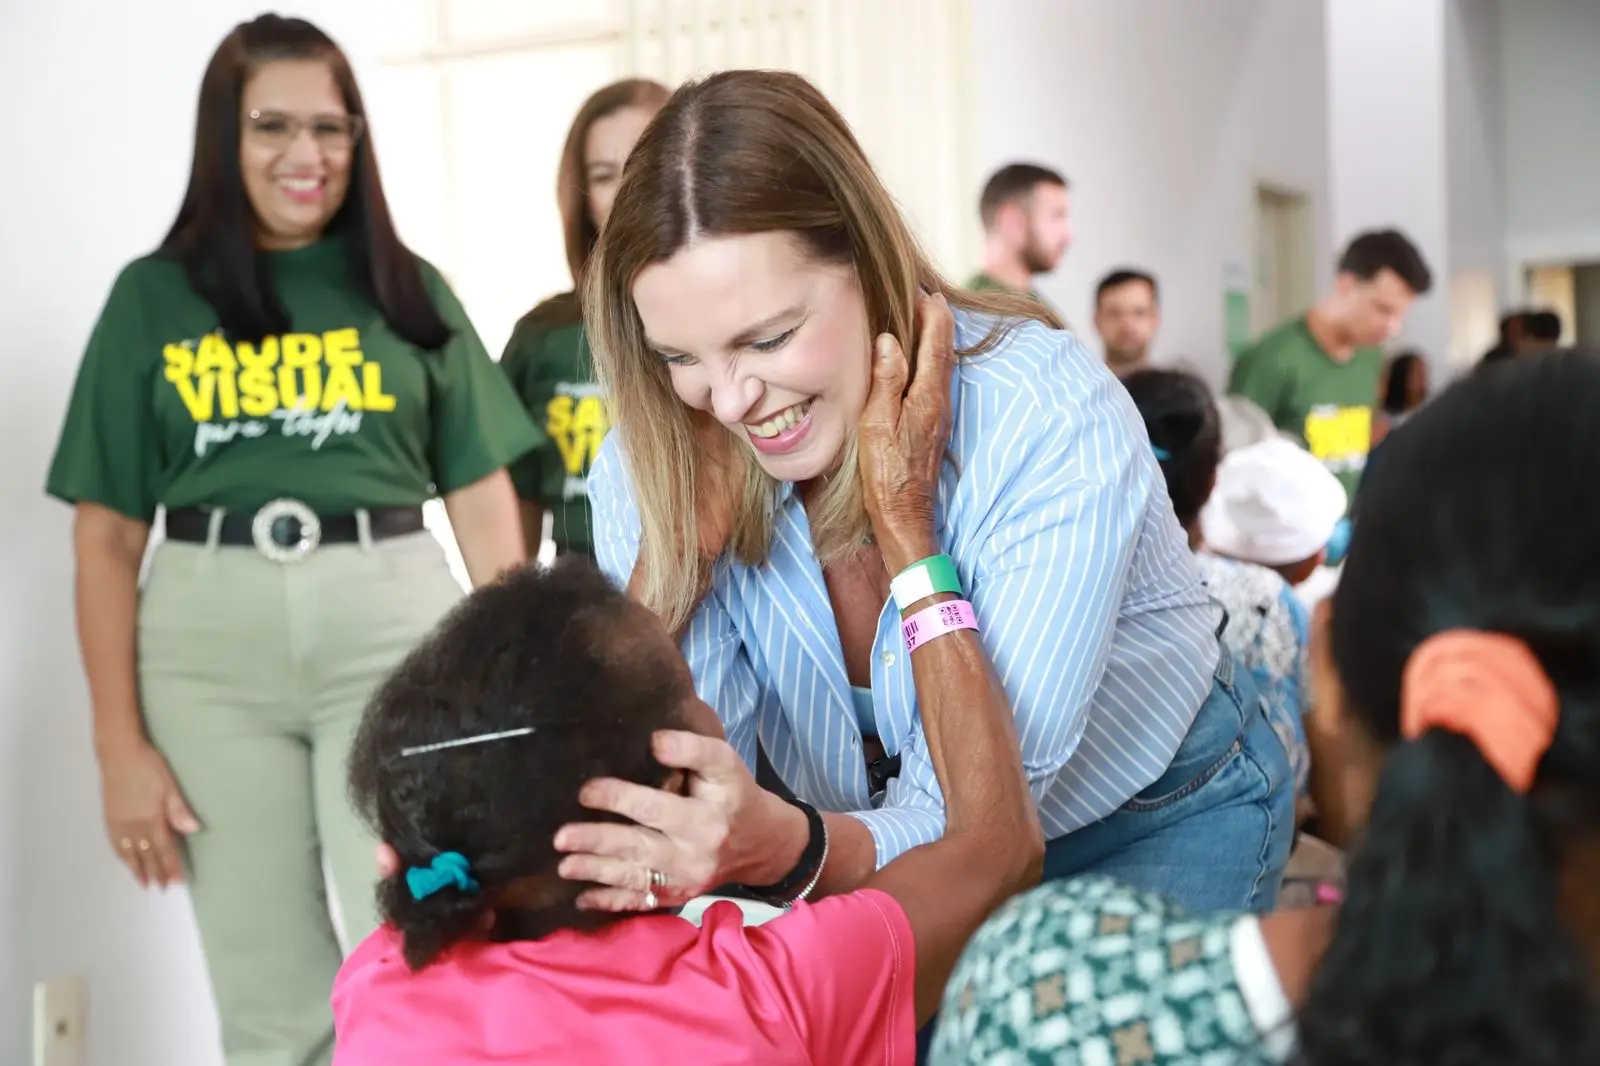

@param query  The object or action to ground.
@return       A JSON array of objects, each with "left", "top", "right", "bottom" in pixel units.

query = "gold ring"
[
  {"left": 137, "top": 839, "right": 152, "bottom": 853},
  {"left": 643, "top": 888, "right": 658, "bottom": 910},
  {"left": 648, "top": 868, "right": 667, "bottom": 889},
  {"left": 119, "top": 837, "right": 134, "bottom": 851}
]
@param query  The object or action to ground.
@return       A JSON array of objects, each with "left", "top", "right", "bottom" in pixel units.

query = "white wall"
[
  {"left": 1325, "top": 0, "right": 1451, "bottom": 369},
  {"left": 969, "top": 0, "right": 1331, "bottom": 385},
  {"left": 1445, "top": 0, "right": 1508, "bottom": 370},
  {"left": 1502, "top": 0, "right": 1600, "bottom": 270},
  {"left": 1, "top": 4, "right": 378, "bottom": 1064}
]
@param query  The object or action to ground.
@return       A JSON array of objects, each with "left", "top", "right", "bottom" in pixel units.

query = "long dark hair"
[
  {"left": 1380, "top": 350, "right": 1425, "bottom": 414},
  {"left": 1297, "top": 350, "right": 1600, "bottom": 1064},
  {"left": 1121, "top": 368, "right": 1222, "bottom": 529},
  {"left": 161, "top": 14, "right": 449, "bottom": 348}
]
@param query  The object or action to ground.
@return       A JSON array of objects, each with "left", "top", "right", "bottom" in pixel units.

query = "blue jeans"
[
  {"left": 1040, "top": 648, "right": 1295, "bottom": 912},
  {"left": 913, "top": 650, "right": 1294, "bottom": 1063}
]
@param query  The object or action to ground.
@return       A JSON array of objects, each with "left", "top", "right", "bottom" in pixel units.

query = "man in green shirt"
[
  {"left": 966, "top": 162, "right": 1070, "bottom": 324},
  {"left": 1228, "top": 228, "right": 1433, "bottom": 501}
]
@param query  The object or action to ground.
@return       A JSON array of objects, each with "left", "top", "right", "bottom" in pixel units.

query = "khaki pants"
[{"left": 137, "top": 529, "right": 463, "bottom": 1066}]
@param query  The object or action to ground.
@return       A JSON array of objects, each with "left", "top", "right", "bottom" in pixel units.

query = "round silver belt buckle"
[{"left": 251, "top": 498, "right": 322, "bottom": 564}]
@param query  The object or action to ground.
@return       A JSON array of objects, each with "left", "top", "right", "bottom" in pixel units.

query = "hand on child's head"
[{"left": 376, "top": 843, "right": 400, "bottom": 878}]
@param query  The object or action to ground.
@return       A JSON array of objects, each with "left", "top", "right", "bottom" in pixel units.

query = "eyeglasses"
[{"left": 244, "top": 109, "right": 365, "bottom": 151}]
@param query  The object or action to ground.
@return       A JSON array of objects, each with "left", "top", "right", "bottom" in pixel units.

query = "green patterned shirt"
[{"left": 930, "top": 878, "right": 1290, "bottom": 1065}]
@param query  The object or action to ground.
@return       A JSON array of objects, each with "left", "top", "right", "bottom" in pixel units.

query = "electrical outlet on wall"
[{"left": 32, "top": 977, "right": 87, "bottom": 1066}]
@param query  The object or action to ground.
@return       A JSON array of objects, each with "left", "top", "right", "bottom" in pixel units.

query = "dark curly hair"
[
  {"left": 347, "top": 557, "right": 690, "bottom": 970},
  {"left": 1296, "top": 350, "right": 1600, "bottom": 1064},
  {"left": 1120, "top": 368, "right": 1222, "bottom": 529}
]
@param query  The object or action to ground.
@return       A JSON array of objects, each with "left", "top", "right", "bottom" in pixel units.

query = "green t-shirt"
[
  {"left": 498, "top": 292, "right": 608, "bottom": 556},
  {"left": 46, "top": 238, "right": 541, "bottom": 521},
  {"left": 1227, "top": 316, "right": 1382, "bottom": 500},
  {"left": 965, "top": 271, "right": 1010, "bottom": 294},
  {"left": 964, "top": 271, "right": 1066, "bottom": 328}
]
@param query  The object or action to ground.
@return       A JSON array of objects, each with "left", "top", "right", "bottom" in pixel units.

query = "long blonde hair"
[
  {"left": 586, "top": 70, "right": 1057, "bottom": 633},
  {"left": 556, "top": 77, "right": 670, "bottom": 289}
]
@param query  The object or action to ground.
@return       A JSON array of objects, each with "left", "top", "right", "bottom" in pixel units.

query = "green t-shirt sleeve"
[
  {"left": 498, "top": 321, "right": 552, "bottom": 503},
  {"left": 420, "top": 264, "right": 544, "bottom": 495},
  {"left": 1227, "top": 342, "right": 1288, "bottom": 424},
  {"left": 45, "top": 264, "right": 164, "bottom": 522}
]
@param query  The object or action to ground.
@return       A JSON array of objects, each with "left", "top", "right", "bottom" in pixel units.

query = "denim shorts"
[{"left": 1039, "top": 648, "right": 1296, "bottom": 914}]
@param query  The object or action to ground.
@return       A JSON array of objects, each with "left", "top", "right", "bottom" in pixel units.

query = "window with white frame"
[{"left": 367, "top": 0, "right": 977, "bottom": 579}]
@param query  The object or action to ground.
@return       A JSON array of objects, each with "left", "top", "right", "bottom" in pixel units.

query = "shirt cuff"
[
  {"left": 846, "top": 805, "right": 946, "bottom": 869},
  {"left": 1229, "top": 916, "right": 1296, "bottom": 1059}
]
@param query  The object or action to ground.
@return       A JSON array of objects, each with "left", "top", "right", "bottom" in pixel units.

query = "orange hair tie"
[{"left": 1400, "top": 630, "right": 1560, "bottom": 794}]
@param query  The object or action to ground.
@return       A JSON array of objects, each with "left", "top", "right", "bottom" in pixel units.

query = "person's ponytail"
[
  {"left": 376, "top": 863, "right": 492, "bottom": 972},
  {"left": 1296, "top": 730, "right": 1599, "bottom": 1066},
  {"left": 1119, "top": 369, "right": 1222, "bottom": 528}
]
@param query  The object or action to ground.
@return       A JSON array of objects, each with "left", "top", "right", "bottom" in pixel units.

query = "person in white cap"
[{"left": 1201, "top": 437, "right": 1349, "bottom": 589}]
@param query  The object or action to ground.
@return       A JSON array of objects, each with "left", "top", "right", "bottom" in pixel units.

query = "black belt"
[{"left": 165, "top": 504, "right": 426, "bottom": 554}]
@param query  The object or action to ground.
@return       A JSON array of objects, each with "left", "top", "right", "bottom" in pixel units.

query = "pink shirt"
[{"left": 332, "top": 889, "right": 917, "bottom": 1066}]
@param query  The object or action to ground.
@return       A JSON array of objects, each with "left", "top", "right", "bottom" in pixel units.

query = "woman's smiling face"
[{"left": 631, "top": 231, "right": 873, "bottom": 484}]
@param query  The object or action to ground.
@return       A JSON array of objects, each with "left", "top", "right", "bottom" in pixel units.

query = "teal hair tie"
[
  {"left": 1151, "top": 446, "right": 1172, "bottom": 461},
  {"left": 406, "top": 852, "right": 479, "bottom": 901}
]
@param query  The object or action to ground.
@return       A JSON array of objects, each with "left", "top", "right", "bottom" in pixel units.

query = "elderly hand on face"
[{"left": 545, "top": 292, "right": 957, "bottom": 912}]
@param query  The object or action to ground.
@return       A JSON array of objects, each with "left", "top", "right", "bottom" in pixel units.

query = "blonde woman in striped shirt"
[{"left": 554, "top": 71, "right": 1294, "bottom": 936}]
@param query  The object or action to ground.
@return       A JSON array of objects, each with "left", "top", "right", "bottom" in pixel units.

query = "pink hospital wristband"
[{"left": 901, "top": 599, "right": 980, "bottom": 653}]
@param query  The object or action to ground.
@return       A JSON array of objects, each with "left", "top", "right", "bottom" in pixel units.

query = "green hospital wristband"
[{"left": 889, "top": 553, "right": 962, "bottom": 611}]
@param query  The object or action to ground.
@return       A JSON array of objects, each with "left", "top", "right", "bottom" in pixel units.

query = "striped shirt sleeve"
[
  {"left": 849, "top": 381, "right": 1149, "bottom": 867},
  {"left": 589, "top": 436, "right": 643, "bottom": 592},
  {"left": 589, "top": 438, "right": 762, "bottom": 767}
]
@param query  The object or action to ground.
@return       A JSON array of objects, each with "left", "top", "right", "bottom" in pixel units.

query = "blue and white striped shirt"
[{"left": 592, "top": 311, "right": 1220, "bottom": 868}]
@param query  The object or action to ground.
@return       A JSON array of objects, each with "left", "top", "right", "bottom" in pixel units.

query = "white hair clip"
[{"left": 399, "top": 727, "right": 535, "bottom": 758}]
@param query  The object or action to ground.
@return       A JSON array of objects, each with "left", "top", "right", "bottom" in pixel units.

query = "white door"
[{"left": 1253, "top": 184, "right": 1314, "bottom": 335}]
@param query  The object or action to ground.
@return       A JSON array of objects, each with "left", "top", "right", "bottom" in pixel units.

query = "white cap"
[{"left": 1200, "top": 438, "right": 1348, "bottom": 567}]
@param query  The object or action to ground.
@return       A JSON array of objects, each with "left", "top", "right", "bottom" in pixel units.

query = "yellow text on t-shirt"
[
  {"left": 546, "top": 391, "right": 609, "bottom": 478},
  {"left": 162, "top": 328, "right": 396, "bottom": 422},
  {"left": 1303, "top": 404, "right": 1372, "bottom": 472}
]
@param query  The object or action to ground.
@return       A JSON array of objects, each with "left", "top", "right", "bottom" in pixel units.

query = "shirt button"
[{"left": 880, "top": 650, "right": 897, "bottom": 667}]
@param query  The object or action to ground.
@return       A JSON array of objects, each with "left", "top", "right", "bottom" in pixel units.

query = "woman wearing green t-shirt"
[
  {"left": 44, "top": 16, "right": 538, "bottom": 1066},
  {"left": 501, "top": 78, "right": 669, "bottom": 559}
]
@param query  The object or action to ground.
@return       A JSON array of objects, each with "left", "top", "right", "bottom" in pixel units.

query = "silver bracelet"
[{"left": 784, "top": 819, "right": 830, "bottom": 908}]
